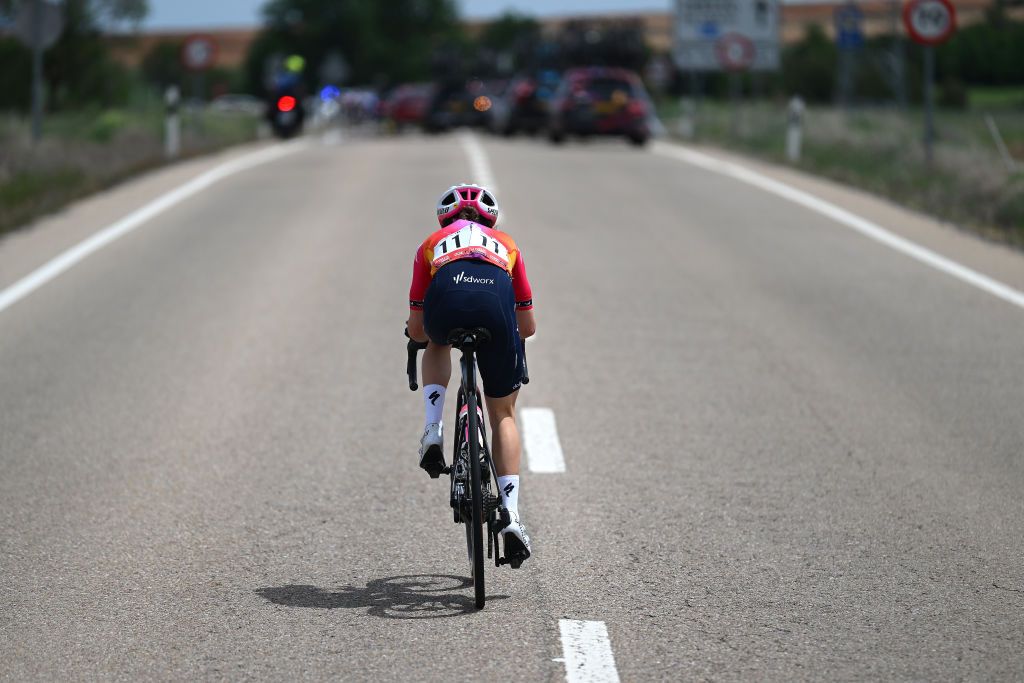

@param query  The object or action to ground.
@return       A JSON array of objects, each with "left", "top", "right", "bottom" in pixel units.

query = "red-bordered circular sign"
[
  {"left": 715, "top": 33, "right": 756, "bottom": 71},
  {"left": 903, "top": 0, "right": 957, "bottom": 46},
  {"left": 181, "top": 35, "right": 218, "bottom": 71}
]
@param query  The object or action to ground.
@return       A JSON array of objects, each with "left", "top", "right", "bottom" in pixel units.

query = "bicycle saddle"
[{"left": 446, "top": 327, "right": 492, "bottom": 350}]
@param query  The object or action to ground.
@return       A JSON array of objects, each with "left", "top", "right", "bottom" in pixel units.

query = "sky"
[{"left": 142, "top": 0, "right": 839, "bottom": 30}]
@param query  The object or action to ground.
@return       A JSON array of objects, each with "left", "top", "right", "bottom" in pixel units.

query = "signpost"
[
  {"left": 13, "top": 0, "right": 63, "bottom": 143},
  {"left": 181, "top": 34, "right": 218, "bottom": 104},
  {"left": 834, "top": 2, "right": 864, "bottom": 108},
  {"left": 673, "top": 0, "right": 781, "bottom": 139},
  {"left": 673, "top": 0, "right": 781, "bottom": 72},
  {"left": 903, "top": 0, "right": 957, "bottom": 164}
]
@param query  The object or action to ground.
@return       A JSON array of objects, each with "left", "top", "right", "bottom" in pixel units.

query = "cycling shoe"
[
  {"left": 502, "top": 511, "right": 531, "bottom": 568},
  {"left": 418, "top": 423, "right": 445, "bottom": 478}
]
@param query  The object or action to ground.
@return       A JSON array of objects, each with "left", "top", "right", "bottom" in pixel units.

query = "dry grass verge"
[
  {"left": 0, "top": 108, "right": 260, "bottom": 237},
  {"left": 659, "top": 101, "right": 1024, "bottom": 248}
]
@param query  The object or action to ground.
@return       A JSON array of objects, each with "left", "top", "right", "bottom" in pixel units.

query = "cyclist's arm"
[
  {"left": 516, "top": 309, "right": 535, "bottom": 339},
  {"left": 408, "top": 245, "right": 430, "bottom": 343},
  {"left": 407, "top": 310, "right": 428, "bottom": 343},
  {"left": 511, "top": 252, "right": 535, "bottom": 338}
]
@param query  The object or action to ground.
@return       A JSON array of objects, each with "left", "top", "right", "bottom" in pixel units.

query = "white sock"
[
  {"left": 423, "top": 384, "right": 445, "bottom": 427},
  {"left": 497, "top": 475, "right": 520, "bottom": 516}
]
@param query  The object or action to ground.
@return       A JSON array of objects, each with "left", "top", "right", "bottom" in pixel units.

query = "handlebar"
[{"left": 407, "top": 338, "right": 427, "bottom": 391}]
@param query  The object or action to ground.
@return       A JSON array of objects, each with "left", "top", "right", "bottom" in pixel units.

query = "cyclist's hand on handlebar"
[{"left": 405, "top": 326, "right": 428, "bottom": 349}]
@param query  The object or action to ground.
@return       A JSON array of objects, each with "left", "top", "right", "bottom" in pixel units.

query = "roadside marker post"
[
  {"left": 164, "top": 86, "right": 181, "bottom": 160},
  {"left": 786, "top": 95, "right": 805, "bottom": 163},
  {"left": 903, "top": 0, "right": 957, "bottom": 165}
]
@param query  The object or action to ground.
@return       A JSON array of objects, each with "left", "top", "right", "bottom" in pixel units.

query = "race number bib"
[{"left": 431, "top": 224, "right": 510, "bottom": 269}]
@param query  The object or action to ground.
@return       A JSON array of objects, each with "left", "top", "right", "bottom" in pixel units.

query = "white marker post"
[
  {"left": 786, "top": 95, "right": 804, "bottom": 163},
  {"left": 165, "top": 85, "right": 181, "bottom": 159}
]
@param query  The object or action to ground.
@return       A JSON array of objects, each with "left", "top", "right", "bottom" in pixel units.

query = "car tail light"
[
  {"left": 514, "top": 82, "right": 535, "bottom": 101},
  {"left": 627, "top": 100, "right": 646, "bottom": 117},
  {"left": 277, "top": 96, "right": 297, "bottom": 112}
]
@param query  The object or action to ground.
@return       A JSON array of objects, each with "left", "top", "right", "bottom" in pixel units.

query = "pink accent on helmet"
[{"left": 436, "top": 183, "right": 500, "bottom": 228}]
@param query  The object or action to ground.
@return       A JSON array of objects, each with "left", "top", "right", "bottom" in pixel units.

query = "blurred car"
[
  {"left": 424, "top": 79, "right": 504, "bottom": 133},
  {"left": 423, "top": 80, "right": 470, "bottom": 132},
  {"left": 340, "top": 89, "right": 380, "bottom": 123},
  {"left": 383, "top": 83, "right": 435, "bottom": 129},
  {"left": 547, "top": 67, "right": 652, "bottom": 147},
  {"left": 490, "top": 71, "right": 561, "bottom": 137},
  {"left": 468, "top": 79, "right": 506, "bottom": 129}
]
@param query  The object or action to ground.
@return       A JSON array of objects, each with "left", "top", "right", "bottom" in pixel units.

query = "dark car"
[
  {"left": 423, "top": 80, "right": 471, "bottom": 132},
  {"left": 423, "top": 79, "right": 506, "bottom": 133},
  {"left": 547, "top": 67, "right": 651, "bottom": 146},
  {"left": 490, "top": 72, "right": 560, "bottom": 136}
]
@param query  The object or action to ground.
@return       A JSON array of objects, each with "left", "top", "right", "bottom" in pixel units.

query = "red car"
[
  {"left": 384, "top": 83, "right": 435, "bottom": 129},
  {"left": 547, "top": 67, "right": 651, "bottom": 146}
]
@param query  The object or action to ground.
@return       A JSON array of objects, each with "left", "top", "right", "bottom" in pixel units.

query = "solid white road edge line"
[
  {"left": 559, "top": 619, "right": 621, "bottom": 683},
  {"left": 652, "top": 141, "right": 1024, "bottom": 312},
  {"left": 520, "top": 407, "right": 566, "bottom": 473},
  {"left": 0, "top": 141, "right": 306, "bottom": 316}
]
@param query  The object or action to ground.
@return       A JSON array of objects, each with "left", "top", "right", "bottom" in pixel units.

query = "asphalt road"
[{"left": 2, "top": 129, "right": 1023, "bottom": 681}]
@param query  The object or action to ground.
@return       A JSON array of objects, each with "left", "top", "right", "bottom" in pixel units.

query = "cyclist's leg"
[
  {"left": 484, "top": 391, "right": 521, "bottom": 477},
  {"left": 422, "top": 342, "right": 452, "bottom": 388}
]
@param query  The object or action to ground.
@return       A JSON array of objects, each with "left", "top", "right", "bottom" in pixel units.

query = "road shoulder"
[
  {"left": 657, "top": 140, "right": 1024, "bottom": 292},
  {"left": 0, "top": 140, "right": 283, "bottom": 293}
]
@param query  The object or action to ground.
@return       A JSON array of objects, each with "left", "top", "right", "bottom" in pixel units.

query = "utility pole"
[
  {"left": 30, "top": 0, "right": 45, "bottom": 142},
  {"left": 891, "top": 0, "right": 908, "bottom": 108}
]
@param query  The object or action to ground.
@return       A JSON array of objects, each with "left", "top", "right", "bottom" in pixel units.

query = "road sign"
[
  {"left": 903, "top": 0, "right": 957, "bottom": 46},
  {"left": 834, "top": 2, "right": 864, "bottom": 50},
  {"left": 13, "top": 0, "right": 63, "bottom": 50},
  {"left": 715, "top": 33, "right": 756, "bottom": 71},
  {"left": 673, "top": 0, "right": 780, "bottom": 72},
  {"left": 181, "top": 35, "right": 218, "bottom": 71}
]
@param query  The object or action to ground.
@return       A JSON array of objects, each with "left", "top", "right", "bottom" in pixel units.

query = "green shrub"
[{"left": 88, "top": 109, "right": 128, "bottom": 142}]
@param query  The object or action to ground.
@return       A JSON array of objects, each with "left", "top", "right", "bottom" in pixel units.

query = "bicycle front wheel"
[{"left": 466, "top": 389, "right": 486, "bottom": 610}]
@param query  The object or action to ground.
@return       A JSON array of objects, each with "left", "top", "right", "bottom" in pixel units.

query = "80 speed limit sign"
[
  {"left": 181, "top": 35, "right": 218, "bottom": 71},
  {"left": 903, "top": 0, "right": 957, "bottom": 46}
]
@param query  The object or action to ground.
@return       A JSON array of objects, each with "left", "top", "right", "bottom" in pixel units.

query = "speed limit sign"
[
  {"left": 181, "top": 35, "right": 218, "bottom": 71},
  {"left": 715, "top": 34, "right": 756, "bottom": 71},
  {"left": 903, "top": 0, "right": 957, "bottom": 46}
]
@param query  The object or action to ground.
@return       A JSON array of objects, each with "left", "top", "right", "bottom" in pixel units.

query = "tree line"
[{"left": 1, "top": 0, "right": 1023, "bottom": 113}]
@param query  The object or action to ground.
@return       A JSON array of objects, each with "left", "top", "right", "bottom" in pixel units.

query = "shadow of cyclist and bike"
[{"left": 256, "top": 574, "right": 508, "bottom": 619}]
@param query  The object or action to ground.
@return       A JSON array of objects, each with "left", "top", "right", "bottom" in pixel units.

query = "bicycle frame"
[{"left": 406, "top": 330, "right": 518, "bottom": 609}]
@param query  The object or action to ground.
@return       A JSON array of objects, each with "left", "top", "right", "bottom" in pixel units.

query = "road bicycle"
[{"left": 406, "top": 328, "right": 528, "bottom": 609}]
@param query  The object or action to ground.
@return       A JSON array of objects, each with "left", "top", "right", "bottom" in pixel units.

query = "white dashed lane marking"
[
  {"left": 520, "top": 407, "right": 566, "bottom": 473},
  {"left": 559, "top": 620, "right": 621, "bottom": 683},
  {"left": 460, "top": 131, "right": 498, "bottom": 192}
]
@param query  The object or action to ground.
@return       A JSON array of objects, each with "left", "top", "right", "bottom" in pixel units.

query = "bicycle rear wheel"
[{"left": 466, "top": 389, "right": 486, "bottom": 609}]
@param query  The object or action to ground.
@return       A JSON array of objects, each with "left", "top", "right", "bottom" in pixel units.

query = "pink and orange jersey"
[{"left": 409, "top": 219, "right": 533, "bottom": 311}]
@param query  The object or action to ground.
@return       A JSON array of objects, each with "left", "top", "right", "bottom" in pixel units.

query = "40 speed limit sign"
[{"left": 903, "top": 0, "right": 957, "bottom": 46}]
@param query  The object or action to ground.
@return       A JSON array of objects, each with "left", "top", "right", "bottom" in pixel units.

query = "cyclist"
[{"left": 406, "top": 183, "right": 535, "bottom": 564}]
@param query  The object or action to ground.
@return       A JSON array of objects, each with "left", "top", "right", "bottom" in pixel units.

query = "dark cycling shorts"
[{"left": 424, "top": 259, "right": 525, "bottom": 398}]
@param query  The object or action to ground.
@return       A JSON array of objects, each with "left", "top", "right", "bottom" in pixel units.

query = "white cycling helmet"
[{"left": 436, "top": 183, "right": 500, "bottom": 228}]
